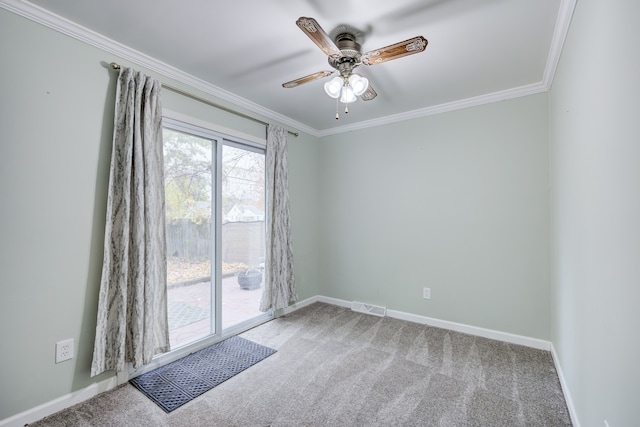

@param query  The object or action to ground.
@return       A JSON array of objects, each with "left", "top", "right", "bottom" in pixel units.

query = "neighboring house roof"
[{"left": 225, "top": 204, "right": 264, "bottom": 222}]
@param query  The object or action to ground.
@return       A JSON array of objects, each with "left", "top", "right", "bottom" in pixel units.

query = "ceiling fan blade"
[
  {"left": 360, "top": 84, "right": 377, "bottom": 101},
  {"left": 282, "top": 70, "right": 334, "bottom": 88},
  {"left": 296, "top": 17, "right": 342, "bottom": 58},
  {"left": 361, "top": 36, "right": 428, "bottom": 65}
]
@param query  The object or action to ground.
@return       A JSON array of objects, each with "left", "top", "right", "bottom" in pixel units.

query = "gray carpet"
[{"left": 29, "top": 302, "right": 572, "bottom": 426}]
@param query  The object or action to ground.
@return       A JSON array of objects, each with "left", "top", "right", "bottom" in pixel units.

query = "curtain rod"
[{"left": 109, "top": 62, "right": 299, "bottom": 137}]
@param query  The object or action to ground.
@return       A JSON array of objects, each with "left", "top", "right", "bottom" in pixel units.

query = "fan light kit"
[
  {"left": 282, "top": 17, "right": 428, "bottom": 119},
  {"left": 324, "top": 74, "right": 369, "bottom": 117}
]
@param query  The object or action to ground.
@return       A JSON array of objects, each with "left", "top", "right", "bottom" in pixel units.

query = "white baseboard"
[
  {"left": 312, "top": 295, "right": 551, "bottom": 350},
  {"left": 0, "top": 376, "right": 118, "bottom": 427},
  {"left": 317, "top": 295, "right": 351, "bottom": 308},
  {"left": 279, "top": 295, "right": 319, "bottom": 316},
  {"left": 386, "top": 308, "right": 551, "bottom": 350},
  {"left": 551, "top": 343, "right": 581, "bottom": 427}
]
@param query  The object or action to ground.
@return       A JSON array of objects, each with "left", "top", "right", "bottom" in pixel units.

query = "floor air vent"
[{"left": 351, "top": 301, "right": 387, "bottom": 317}]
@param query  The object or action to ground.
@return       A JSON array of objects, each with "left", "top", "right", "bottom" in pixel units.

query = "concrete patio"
[{"left": 167, "top": 275, "right": 263, "bottom": 349}]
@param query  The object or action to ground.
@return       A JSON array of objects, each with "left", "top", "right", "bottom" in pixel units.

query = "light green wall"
[
  {"left": 549, "top": 1, "right": 640, "bottom": 426},
  {"left": 287, "top": 130, "right": 322, "bottom": 300},
  {"left": 0, "top": 9, "right": 115, "bottom": 418},
  {"left": 319, "top": 94, "right": 551, "bottom": 340},
  {"left": 0, "top": 9, "right": 320, "bottom": 419}
]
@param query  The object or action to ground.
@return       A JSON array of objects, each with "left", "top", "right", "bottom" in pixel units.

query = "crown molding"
[
  {"left": 542, "top": 0, "right": 578, "bottom": 89},
  {"left": 316, "top": 81, "right": 549, "bottom": 137},
  {"left": 1, "top": 0, "right": 576, "bottom": 139}
]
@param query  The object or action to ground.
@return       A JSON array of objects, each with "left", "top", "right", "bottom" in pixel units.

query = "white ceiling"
[{"left": 5, "top": 0, "right": 575, "bottom": 136}]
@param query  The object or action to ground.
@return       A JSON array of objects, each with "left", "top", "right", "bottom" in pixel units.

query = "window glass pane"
[
  {"left": 221, "top": 144, "right": 265, "bottom": 329},
  {"left": 163, "top": 129, "right": 213, "bottom": 349}
]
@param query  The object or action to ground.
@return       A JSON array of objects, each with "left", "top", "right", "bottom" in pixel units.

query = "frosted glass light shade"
[
  {"left": 324, "top": 76, "right": 342, "bottom": 98},
  {"left": 340, "top": 86, "right": 357, "bottom": 103},
  {"left": 349, "top": 74, "right": 369, "bottom": 96}
]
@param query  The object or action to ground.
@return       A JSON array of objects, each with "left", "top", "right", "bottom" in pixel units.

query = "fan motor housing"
[{"left": 328, "top": 32, "right": 362, "bottom": 71}]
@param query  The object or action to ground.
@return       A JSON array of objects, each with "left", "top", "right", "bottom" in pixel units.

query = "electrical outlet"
[
  {"left": 55, "top": 339, "right": 74, "bottom": 363},
  {"left": 422, "top": 287, "right": 431, "bottom": 299}
]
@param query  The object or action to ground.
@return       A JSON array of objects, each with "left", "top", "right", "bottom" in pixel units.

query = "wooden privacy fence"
[{"left": 166, "top": 219, "right": 265, "bottom": 267}]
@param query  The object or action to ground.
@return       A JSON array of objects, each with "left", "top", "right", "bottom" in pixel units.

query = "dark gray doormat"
[{"left": 129, "top": 336, "right": 276, "bottom": 412}]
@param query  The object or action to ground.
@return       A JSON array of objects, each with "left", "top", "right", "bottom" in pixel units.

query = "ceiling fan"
[{"left": 282, "top": 17, "right": 428, "bottom": 118}]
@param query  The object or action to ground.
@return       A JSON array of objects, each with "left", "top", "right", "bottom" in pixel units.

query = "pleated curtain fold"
[
  {"left": 260, "top": 125, "right": 297, "bottom": 312},
  {"left": 91, "top": 66, "right": 170, "bottom": 377}
]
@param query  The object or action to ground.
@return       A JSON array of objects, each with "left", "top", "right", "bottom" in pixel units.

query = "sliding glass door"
[
  {"left": 164, "top": 127, "right": 214, "bottom": 348},
  {"left": 221, "top": 143, "right": 266, "bottom": 330},
  {"left": 162, "top": 119, "right": 269, "bottom": 351}
]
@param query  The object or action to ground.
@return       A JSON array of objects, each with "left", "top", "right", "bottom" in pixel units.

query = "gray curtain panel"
[
  {"left": 91, "top": 67, "right": 170, "bottom": 377},
  {"left": 260, "top": 125, "right": 298, "bottom": 312}
]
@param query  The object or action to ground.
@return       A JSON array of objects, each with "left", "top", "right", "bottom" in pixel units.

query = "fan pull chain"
[{"left": 333, "top": 99, "right": 352, "bottom": 119}]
